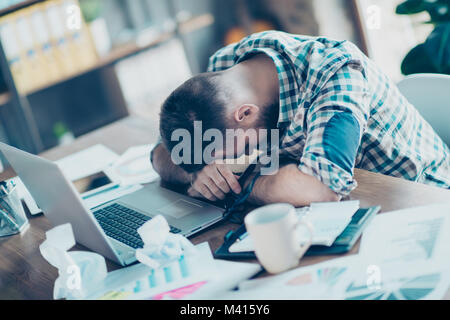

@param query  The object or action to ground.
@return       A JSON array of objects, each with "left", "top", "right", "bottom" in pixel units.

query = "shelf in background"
[
  {"left": 26, "top": 31, "right": 175, "bottom": 96},
  {"left": 178, "top": 13, "right": 215, "bottom": 34},
  {"left": 25, "top": 13, "right": 214, "bottom": 96},
  {"left": 0, "top": 0, "right": 45, "bottom": 17}
]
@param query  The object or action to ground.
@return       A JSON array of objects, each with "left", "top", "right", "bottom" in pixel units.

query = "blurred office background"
[{"left": 0, "top": 0, "right": 447, "bottom": 159}]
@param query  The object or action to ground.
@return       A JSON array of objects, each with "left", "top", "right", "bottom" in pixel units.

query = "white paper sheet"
[
  {"left": 185, "top": 260, "right": 262, "bottom": 300},
  {"left": 229, "top": 200, "right": 360, "bottom": 253},
  {"left": 214, "top": 255, "right": 358, "bottom": 300},
  {"left": 105, "top": 144, "right": 159, "bottom": 186},
  {"left": 343, "top": 203, "right": 450, "bottom": 300},
  {"left": 340, "top": 260, "right": 450, "bottom": 300},
  {"left": 359, "top": 203, "right": 450, "bottom": 267},
  {"left": 56, "top": 144, "right": 119, "bottom": 181},
  {"left": 304, "top": 200, "right": 360, "bottom": 246}
]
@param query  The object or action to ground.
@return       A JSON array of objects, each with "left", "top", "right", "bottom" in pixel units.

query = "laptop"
[{"left": 0, "top": 143, "right": 224, "bottom": 266}]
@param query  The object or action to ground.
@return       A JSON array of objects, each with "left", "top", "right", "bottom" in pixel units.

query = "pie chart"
[{"left": 345, "top": 273, "right": 440, "bottom": 300}]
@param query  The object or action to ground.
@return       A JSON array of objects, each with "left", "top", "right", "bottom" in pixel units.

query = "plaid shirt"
[{"left": 208, "top": 31, "right": 450, "bottom": 196}]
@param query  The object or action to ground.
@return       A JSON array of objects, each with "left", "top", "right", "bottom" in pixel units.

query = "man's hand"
[{"left": 187, "top": 162, "right": 242, "bottom": 201}]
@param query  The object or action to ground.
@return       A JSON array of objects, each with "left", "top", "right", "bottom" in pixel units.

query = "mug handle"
[{"left": 294, "top": 217, "right": 314, "bottom": 259}]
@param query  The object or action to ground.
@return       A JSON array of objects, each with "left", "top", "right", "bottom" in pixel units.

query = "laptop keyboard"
[{"left": 93, "top": 203, "right": 181, "bottom": 249}]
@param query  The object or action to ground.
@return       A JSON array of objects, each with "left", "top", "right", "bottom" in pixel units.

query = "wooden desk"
[{"left": 1, "top": 116, "right": 450, "bottom": 300}]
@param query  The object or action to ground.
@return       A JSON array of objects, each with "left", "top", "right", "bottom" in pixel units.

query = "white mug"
[{"left": 244, "top": 203, "right": 313, "bottom": 274}]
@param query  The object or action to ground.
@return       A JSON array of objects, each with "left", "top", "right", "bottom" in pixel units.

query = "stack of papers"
[
  {"left": 229, "top": 200, "right": 360, "bottom": 253},
  {"left": 300, "top": 200, "right": 360, "bottom": 246}
]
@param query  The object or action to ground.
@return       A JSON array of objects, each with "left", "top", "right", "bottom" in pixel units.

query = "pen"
[
  {"left": 237, "top": 232, "right": 248, "bottom": 242},
  {"left": 8, "top": 180, "right": 15, "bottom": 192}
]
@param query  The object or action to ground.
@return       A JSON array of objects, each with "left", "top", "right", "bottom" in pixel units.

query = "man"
[{"left": 151, "top": 31, "right": 450, "bottom": 207}]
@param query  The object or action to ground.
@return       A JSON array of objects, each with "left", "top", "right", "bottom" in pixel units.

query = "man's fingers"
[
  {"left": 187, "top": 187, "right": 202, "bottom": 198},
  {"left": 217, "top": 164, "right": 242, "bottom": 194},
  {"left": 192, "top": 181, "right": 218, "bottom": 201},
  {"left": 210, "top": 167, "right": 231, "bottom": 194},
  {"left": 204, "top": 178, "right": 226, "bottom": 200},
  {"left": 188, "top": 186, "right": 218, "bottom": 201},
  {"left": 199, "top": 185, "right": 217, "bottom": 201},
  {"left": 190, "top": 164, "right": 239, "bottom": 201}
]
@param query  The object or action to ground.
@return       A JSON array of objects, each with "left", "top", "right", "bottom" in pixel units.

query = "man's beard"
[
  {"left": 259, "top": 100, "right": 280, "bottom": 130},
  {"left": 255, "top": 100, "right": 281, "bottom": 152}
]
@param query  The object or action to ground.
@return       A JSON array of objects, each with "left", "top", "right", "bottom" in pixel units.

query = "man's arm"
[
  {"left": 151, "top": 143, "right": 191, "bottom": 185},
  {"left": 152, "top": 143, "right": 242, "bottom": 200},
  {"left": 253, "top": 63, "right": 368, "bottom": 206},
  {"left": 247, "top": 164, "right": 340, "bottom": 207}
]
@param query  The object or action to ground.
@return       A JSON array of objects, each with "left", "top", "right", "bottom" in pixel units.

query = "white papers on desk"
[
  {"left": 105, "top": 144, "right": 159, "bottom": 186},
  {"left": 303, "top": 200, "right": 360, "bottom": 246},
  {"left": 224, "top": 203, "right": 450, "bottom": 300},
  {"left": 186, "top": 259, "right": 262, "bottom": 300},
  {"left": 215, "top": 255, "right": 357, "bottom": 300},
  {"left": 341, "top": 262, "right": 450, "bottom": 300},
  {"left": 343, "top": 203, "right": 450, "bottom": 300},
  {"left": 216, "top": 255, "right": 450, "bottom": 300},
  {"left": 55, "top": 144, "right": 119, "bottom": 181},
  {"left": 359, "top": 203, "right": 450, "bottom": 267},
  {"left": 229, "top": 200, "right": 359, "bottom": 253}
]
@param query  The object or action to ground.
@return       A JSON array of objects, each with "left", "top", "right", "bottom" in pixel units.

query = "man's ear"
[{"left": 234, "top": 104, "right": 260, "bottom": 124}]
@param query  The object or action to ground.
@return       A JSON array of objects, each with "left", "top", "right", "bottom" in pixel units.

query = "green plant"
[
  {"left": 53, "top": 122, "right": 69, "bottom": 139},
  {"left": 79, "top": 0, "right": 103, "bottom": 24},
  {"left": 396, "top": 0, "right": 450, "bottom": 75}
]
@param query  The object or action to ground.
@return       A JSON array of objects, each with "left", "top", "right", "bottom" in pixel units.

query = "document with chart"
[
  {"left": 359, "top": 203, "right": 450, "bottom": 267},
  {"left": 343, "top": 203, "right": 450, "bottom": 300}
]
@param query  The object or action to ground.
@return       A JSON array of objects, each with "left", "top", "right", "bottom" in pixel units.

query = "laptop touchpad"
[{"left": 157, "top": 199, "right": 203, "bottom": 219}]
